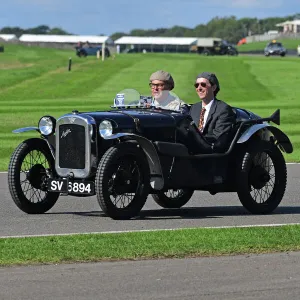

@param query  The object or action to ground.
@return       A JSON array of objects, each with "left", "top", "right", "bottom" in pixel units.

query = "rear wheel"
[
  {"left": 152, "top": 189, "right": 194, "bottom": 208},
  {"left": 95, "top": 143, "right": 150, "bottom": 219},
  {"left": 236, "top": 140, "right": 287, "bottom": 214},
  {"left": 8, "top": 138, "right": 59, "bottom": 214},
  {"left": 202, "top": 49, "right": 211, "bottom": 56}
]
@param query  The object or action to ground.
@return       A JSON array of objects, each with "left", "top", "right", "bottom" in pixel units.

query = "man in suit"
[{"left": 188, "top": 72, "right": 236, "bottom": 153}]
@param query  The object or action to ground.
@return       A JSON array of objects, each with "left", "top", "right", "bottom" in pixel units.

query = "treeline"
[
  {"left": 1, "top": 14, "right": 300, "bottom": 44},
  {"left": 0, "top": 25, "right": 70, "bottom": 37}
]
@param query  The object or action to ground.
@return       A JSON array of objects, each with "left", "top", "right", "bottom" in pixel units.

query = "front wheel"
[
  {"left": 8, "top": 138, "right": 59, "bottom": 214},
  {"left": 152, "top": 189, "right": 194, "bottom": 208},
  {"left": 95, "top": 143, "right": 150, "bottom": 219},
  {"left": 236, "top": 140, "right": 287, "bottom": 214}
]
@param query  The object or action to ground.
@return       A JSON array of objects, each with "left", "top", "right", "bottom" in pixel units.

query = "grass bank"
[
  {"left": 1, "top": 44, "right": 300, "bottom": 169},
  {"left": 1, "top": 225, "right": 300, "bottom": 266}
]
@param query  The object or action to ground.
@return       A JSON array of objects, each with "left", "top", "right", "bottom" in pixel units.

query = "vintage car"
[
  {"left": 75, "top": 45, "right": 110, "bottom": 58},
  {"left": 195, "top": 39, "right": 238, "bottom": 56},
  {"left": 8, "top": 89, "right": 293, "bottom": 219},
  {"left": 264, "top": 40, "right": 286, "bottom": 57}
]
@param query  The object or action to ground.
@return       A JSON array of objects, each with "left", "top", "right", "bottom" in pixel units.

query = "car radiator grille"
[{"left": 58, "top": 124, "right": 86, "bottom": 169}]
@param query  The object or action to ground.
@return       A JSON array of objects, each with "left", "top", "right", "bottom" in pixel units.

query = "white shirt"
[
  {"left": 152, "top": 93, "right": 184, "bottom": 111},
  {"left": 201, "top": 99, "right": 214, "bottom": 131}
]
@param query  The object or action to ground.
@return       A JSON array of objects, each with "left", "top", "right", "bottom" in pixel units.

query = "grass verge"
[{"left": 1, "top": 225, "right": 300, "bottom": 267}]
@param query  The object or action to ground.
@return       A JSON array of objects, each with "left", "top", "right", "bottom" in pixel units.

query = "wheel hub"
[
  {"left": 249, "top": 165, "right": 270, "bottom": 189},
  {"left": 27, "top": 164, "right": 47, "bottom": 190},
  {"left": 110, "top": 169, "right": 136, "bottom": 195}
]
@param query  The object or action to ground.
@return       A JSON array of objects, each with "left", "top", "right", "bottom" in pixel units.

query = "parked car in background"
[
  {"left": 195, "top": 38, "right": 238, "bottom": 56},
  {"left": 75, "top": 45, "right": 110, "bottom": 58},
  {"left": 264, "top": 40, "right": 286, "bottom": 57}
]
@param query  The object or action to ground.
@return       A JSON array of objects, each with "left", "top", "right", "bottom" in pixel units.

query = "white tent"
[
  {"left": 114, "top": 36, "right": 198, "bottom": 53},
  {"left": 114, "top": 36, "right": 198, "bottom": 45},
  {"left": 0, "top": 34, "right": 18, "bottom": 41}
]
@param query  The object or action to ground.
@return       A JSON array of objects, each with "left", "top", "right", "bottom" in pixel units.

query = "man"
[
  {"left": 149, "top": 70, "right": 185, "bottom": 111},
  {"left": 188, "top": 72, "right": 236, "bottom": 153}
]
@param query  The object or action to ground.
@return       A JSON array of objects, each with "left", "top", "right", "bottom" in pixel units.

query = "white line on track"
[{"left": 1, "top": 223, "right": 300, "bottom": 239}]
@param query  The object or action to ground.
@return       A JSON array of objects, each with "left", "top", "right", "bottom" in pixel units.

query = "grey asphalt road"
[
  {"left": 1, "top": 164, "right": 299, "bottom": 237},
  {"left": 1, "top": 251, "right": 300, "bottom": 300}
]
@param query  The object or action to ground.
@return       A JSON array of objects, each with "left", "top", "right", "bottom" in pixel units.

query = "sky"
[{"left": 1, "top": 0, "right": 299, "bottom": 36}]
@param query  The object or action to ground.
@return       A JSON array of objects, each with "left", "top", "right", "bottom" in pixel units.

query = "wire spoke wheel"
[
  {"left": 237, "top": 140, "right": 287, "bottom": 214},
  {"left": 152, "top": 188, "right": 194, "bottom": 209},
  {"left": 8, "top": 138, "right": 59, "bottom": 214},
  {"left": 249, "top": 152, "right": 275, "bottom": 204},
  {"left": 96, "top": 143, "right": 150, "bottom": 219},
  {"left": 107, "top": 158, "right": 141, "bottom": 209},
  {"left": 19, "top": 149, "right": 50, "bottom": 203}
]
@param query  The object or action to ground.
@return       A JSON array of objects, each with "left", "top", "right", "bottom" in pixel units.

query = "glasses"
[
  {"left": 149, "top": 83, "right": 165, "bottom": 89},
  {"left": 194, "top": 82, "right": 208, "bottom": 88}
]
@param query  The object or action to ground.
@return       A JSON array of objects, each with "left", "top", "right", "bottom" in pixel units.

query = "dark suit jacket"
[{"left": 188, "top": 99, "right": 236, "bottom": 153}]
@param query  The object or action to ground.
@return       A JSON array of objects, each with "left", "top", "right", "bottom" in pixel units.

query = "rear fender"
[
  {"left": 237, "top": 124, "right": 293, "bottom": 153},
  {"left": 104, "top": 133, "right": 164, "bottom": 190}
]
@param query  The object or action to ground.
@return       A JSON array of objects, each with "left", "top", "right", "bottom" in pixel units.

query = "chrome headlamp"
[
  {"left": 99, "top": 120, "right": 113, "bottom": 138},
  {"left": 38, "top": 116, "right": 56, "bottom": 136}
]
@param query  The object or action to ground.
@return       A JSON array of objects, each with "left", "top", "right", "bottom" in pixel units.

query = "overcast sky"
[{"left": 1, "top": 0, "right": 299, "bottom": 35}]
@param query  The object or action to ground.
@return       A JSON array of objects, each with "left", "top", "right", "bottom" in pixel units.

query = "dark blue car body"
[{"left": 76, "top": 45, "right": 110, "bottom": 57}]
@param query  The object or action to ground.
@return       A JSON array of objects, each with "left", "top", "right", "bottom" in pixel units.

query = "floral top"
[{"left": 152, "top": 93, "right": 185, "bottom": 111}]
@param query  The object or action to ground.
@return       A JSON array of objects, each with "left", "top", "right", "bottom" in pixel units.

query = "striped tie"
[{"left": 198, "top": 107, "right": 206, "bottom": 131}]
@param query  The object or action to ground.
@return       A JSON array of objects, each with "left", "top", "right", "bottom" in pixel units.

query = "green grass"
[
  {"left": 1, "top": 44, "right": 300, "bottom": 170},
  {"left": 237, "top": 38, "right": 300, "bottom": 52},
  {"left": 1, "top": 225, "right": 300, "bottom": 266}
]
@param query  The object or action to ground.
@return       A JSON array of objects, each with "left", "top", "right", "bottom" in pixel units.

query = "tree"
[
  {"left": 27, "top": 25, "right": 50, "bottom": 34},
  {"left": 48, "top": 27, "right": 70, "bottom": 35},
  {"left": 110, "top": 32, "right": 127, "bottom": 40}
]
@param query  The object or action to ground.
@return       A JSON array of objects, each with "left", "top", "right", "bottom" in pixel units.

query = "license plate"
[{"left": 48, "top": 179, "right": 95, "bottom": 195}]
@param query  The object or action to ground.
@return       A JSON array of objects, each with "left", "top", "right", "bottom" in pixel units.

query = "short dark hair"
[{"left": 196, "top": 72, "right": 220, "bottom": 96}]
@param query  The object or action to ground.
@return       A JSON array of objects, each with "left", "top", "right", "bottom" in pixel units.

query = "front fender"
[
  {"left": 237, "top": 124, "right": 293, "bottom": 154},
  {"left": 12, "top": 127, "right": 39, "bottom": 133},
  {"left": 12, "top": 127, "right": 56, "bottom": 157},
  {"left": 104, "top": 133, "right": 164, "bottom": 190}
]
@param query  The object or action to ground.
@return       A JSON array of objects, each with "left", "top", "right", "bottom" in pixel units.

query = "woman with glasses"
[{"left": 148, "top": 70, "right": 185, "bottom": 111}]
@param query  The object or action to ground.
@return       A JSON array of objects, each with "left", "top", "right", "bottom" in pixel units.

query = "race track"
[{"left": 1, "top": 164, "right": 299, "bottom": 237}]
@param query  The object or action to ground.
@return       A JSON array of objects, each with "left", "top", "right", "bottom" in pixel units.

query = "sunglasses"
[{"left": 194, "top": 82, "right": 207, "bottom": 88}]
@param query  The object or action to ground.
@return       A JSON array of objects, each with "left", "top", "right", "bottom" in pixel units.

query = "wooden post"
[
  {"left": 68, "top": 57, "right": 72, "bottom": 71},
  {"left": 102, "top": 42, "right": 106, "bottom": 61}
]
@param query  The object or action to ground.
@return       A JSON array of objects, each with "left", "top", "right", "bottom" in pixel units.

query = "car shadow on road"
[
  {"left": 137, "top": 206, "right": 300, "bottom": 220},
  {"left": 48, "top": 206, "right": 300, "bottom": 220}
]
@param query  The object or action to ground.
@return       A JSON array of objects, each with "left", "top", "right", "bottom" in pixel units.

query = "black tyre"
[
  {"left": 8, "top": 138, "right": 59, "bottom": 214},
  {"left": 79, "top": 50, "right": 87, "bottom": 57},
  {"left": 152, "top": 189, "right": 194, "bottom": 208},
  {"left": 228, "top": 50, "right": 237, "bottom": 56},
  {"left": 236, "top": 140, "right": 287, "bottom": 214},
  {"left": 95, "top": 143, "right": 150, "bottom": 219},
  {"left": 202, "top": 49, "right": 210, "bottom": 56}
]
